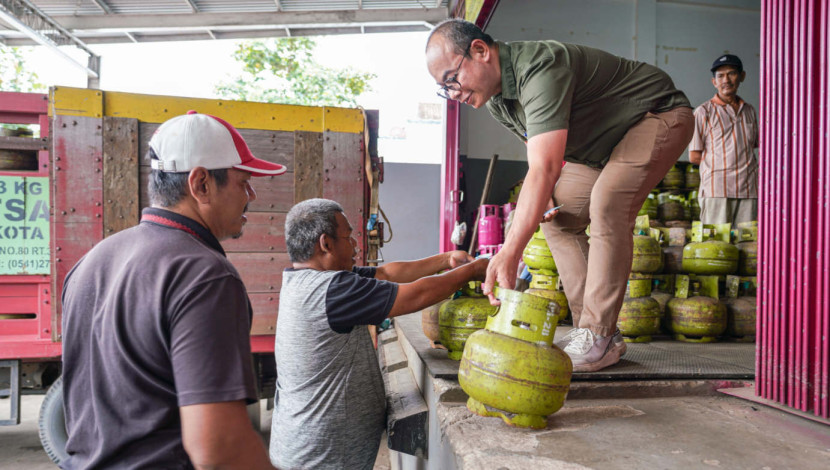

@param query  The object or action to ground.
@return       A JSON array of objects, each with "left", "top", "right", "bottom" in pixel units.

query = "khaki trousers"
[
  {"left": 541, "top": 107, "right": 694, "bottom": 336},
  {"left": 699, "top": 197, "right": 757, "bottom": 226}
]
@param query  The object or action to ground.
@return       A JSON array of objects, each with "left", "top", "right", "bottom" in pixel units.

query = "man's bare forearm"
[
  {"left": 377, "top": 251, "right": 460, "bottom": 283},
  {"left": 387, "top": 258, "right": 488, "bottom": 318}
]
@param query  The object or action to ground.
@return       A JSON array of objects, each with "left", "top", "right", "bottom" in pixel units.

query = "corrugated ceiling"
[{"left": 0, "top": 0, "right": 450, "bottom": 45}]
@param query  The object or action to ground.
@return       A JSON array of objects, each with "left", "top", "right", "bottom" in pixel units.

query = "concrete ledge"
[
  {"left": 567, "top": 379, "right": 755, "bottom": 399},
  {"left": 378, "top": 328, "right": 429, "bottom": 459}
]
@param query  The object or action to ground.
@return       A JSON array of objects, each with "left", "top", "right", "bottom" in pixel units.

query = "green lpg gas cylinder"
[
  {"left": 650, "top": 275, "right": 675, "bottom": 333},
  {"left": 525, "top": 288, "right": 569, "bottom": 324},
  {"left": 723, "top": 296, "right": 756, "bottom": 342},
  {"left": 688, "top": 191, "right": 701, "bottom": 220},
  {"left": 461, "top": 280, "right": 486, "bottom": 298},
  {"left": 682, "top": 240, "right": 739, "bottom": 275},
  {"left": 665, "top": 220, "right": 692, "bottom": 230},
  {"left": 662, "top": 245, "right": 684, "bottom": 274},
  {"left": 653, "top": 290, "right": 674, "bottom": 333},
  {"left": 439, "top": 297, "right": 497, "bottom": 360},
  {"left": 638, "top": 193, "right": 659, "bottom": 219},
  {"left": 527, "top": 271, "right": 570, "bottom": 323},
  {"left": 459, "top": 288, "right": 572, "bottom": 429},
  {"left": 735, "top": 226, "right": 758, "bottom": 276},
  {"left": 421, "top": 299, "right": 449, "bottom": 343},
  {"left": 523, "top": 228, "right": 557, "bottom": 272},
  {"left": 632, "top": 235, "right": 662, "bottom": 273},
  {"left": 685, "top": 164, "right": 700, "bottom": 189},
  {"left": 626, "top": 272, "right": 653, "bottom": 298},
  {"left": 736, "top": 240, "right": 757, "bottom": 276},
  {"left": 528, "top": 270, "right": 557, "bottom": 290},
  {"left": 661, "top": 164, "right": 685, "bottom": 189},
  {"left": 667, "top": 296, "right": 727, "bottom": 342},
  {"left": 658, "top": 192, "right": 688, "bottom": 222},
  {"left": 617, "top": 296, "right": 662, "bottom": 343}
]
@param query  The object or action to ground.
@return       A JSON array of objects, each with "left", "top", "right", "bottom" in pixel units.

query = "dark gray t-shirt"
[
  {"left": 61, "top": 207, "right": 257, "bottom": 469},
  {"left": 269, "top": 267, "right": 397, "bottom": 470}
]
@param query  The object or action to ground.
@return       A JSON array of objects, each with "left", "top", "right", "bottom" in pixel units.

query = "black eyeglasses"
[{"left": 437, "top": 44, "right": 471, "bottom": 100}]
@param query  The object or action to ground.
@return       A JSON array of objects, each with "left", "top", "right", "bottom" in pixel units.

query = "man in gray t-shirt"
[{"left": 270, "top": 199, "right": 488, "bottom": 470}]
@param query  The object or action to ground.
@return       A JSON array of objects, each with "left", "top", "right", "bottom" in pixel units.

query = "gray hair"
[
  {"left": 147, "top": 147, "right": 228, "bottom": 207},
  {"left": 285, "top": 198, "right": 345, "bottom": 263},
  {"left": 426, "top": 18, "right": 494, "bottom": 55}
]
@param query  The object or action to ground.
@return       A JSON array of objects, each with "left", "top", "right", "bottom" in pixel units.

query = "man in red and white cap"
[{"left": 61, "top": 111, "right": 283, "bottom": 469}]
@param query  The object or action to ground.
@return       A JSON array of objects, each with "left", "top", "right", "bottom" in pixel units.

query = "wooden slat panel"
[
  {"left": 0, "top": 136, "right": 49, "bottom": 151},
  {"left": 226, "top": 252, "right": 289, "bottom": 293},
  {"left": 293, "top": 131, "right": 323, "bottom": 202},
  {"left": 247, "top": 173, "right": 295, "bottom": 212},
  {"left": 138, "top": 166, "right": 150, "bottom": 209},
  {"left": 138, "top": 122, "right": 295, "bottom": 212},
  {"left": 138, "top": 123, "right": 295, "bottom": 171},
  {"left": 139, "top": 166, "right": 294, "bottom": 212},
  {"left": 323, "top": 131, "right": 366, "bottom": 265},
  {"left": 243, "top": 128, "right": 295, "bottom": 172},
  {"left": 51, "top": 115, "right": 103, "bottom": 338},
  {"left": 103, "top": 117, "right": 139, "bottom": 236},
  {"left": 249, "top": 292, "right": 278, "bottom": 336},
  {"left": 222, "top": 212, "right": 286, "bottom": 253}
]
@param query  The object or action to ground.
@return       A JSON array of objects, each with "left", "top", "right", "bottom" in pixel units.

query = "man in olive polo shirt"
[{"left": 426, "top": 19, "right": 694, "bottom": 372}]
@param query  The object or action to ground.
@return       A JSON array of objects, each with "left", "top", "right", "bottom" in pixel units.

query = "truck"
[{"left": 0, "top": 87, "right": 381, "bottom": 463}]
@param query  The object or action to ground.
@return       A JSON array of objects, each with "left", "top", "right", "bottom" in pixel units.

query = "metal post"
[
  {"left": 87, "top": 54, "right": 101, "bottom": 89},
  {"left": 0, "top": 360, "right": 21, "bottom": 426}
]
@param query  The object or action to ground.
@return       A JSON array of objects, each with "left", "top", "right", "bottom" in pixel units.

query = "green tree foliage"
[
  {"left": 0, "top": 46, "right": 44, "bottom": 93},
  {"left": 215, "top": 38, "right": 375, "bottom": 107}
]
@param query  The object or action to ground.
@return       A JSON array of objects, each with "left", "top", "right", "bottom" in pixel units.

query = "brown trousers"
[{"left": 541, "top": 107, "right": 694, "bottom": 336}]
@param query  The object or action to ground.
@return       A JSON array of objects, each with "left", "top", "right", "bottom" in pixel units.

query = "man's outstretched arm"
[
  {"left": 375, "top": 250, "right": 473, "bottom": 283},
  {"left": 386, "top": 258, "right": 489, "bottom": 318}
]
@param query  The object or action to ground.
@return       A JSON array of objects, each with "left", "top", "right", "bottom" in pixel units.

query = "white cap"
[{"left": 149, "top": 111, "right": 286, "bottom": 177}]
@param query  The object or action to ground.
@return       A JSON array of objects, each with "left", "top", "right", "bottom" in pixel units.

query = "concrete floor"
[
  {"left": 4, "top": 391, "right": 829, "bottom": 469},
  {"left": 0, "top": 395, "right": 53, "bottom": 470},
  {"left": 0, "top": 395, "right": 391, "bottom": 469},
  {"left": 438, "top": 395, "right": 830, "bottom": 469}
]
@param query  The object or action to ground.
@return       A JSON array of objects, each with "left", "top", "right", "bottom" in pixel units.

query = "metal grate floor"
[
  {"left": 571, "top": 336, "right": 756, "bottom": 380},
  {"left": 395, "top": 315, "right": 756, "bottom": 382}
]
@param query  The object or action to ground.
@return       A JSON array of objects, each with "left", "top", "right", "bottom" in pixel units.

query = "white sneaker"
[
  {"left": 562, "top": 328, "right": 622, "bottom": 372},
  {"left": 557, "top": 328, "right": 627, "bottom": 357},
  {"left": 554, "top": 327, "right": 582, "bottom": 350}
]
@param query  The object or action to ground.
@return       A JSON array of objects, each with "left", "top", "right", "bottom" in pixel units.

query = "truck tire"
[{"left": 38, "top": 376, "right": 69, "bottom": 465}]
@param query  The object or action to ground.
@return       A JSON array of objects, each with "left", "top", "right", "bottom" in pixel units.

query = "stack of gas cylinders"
[
  {"left": 642, "top": 162, "right": 701, "bottom": 229},
  {"left": 618, "top": 161, "right": 758, "bottom": 343},
  {"left": 585, "top": 207, "right": 755, "bottom": 344}
]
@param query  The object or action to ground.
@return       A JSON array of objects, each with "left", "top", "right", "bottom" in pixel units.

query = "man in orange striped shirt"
[{"left": 689, "top": 54, "right": 759, "bottom": 226}]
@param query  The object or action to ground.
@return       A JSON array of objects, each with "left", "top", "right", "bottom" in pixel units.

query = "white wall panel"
[
  {"left": 656, "top": 2, "right": 760, "bottom": 114},
  {"left": 462, "top": 0, "right": 760, "bottom": 163}
]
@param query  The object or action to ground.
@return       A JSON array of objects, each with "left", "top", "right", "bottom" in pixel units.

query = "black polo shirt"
[{"left": 61, "top": 207, "right": 257, "bottom": 469}]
